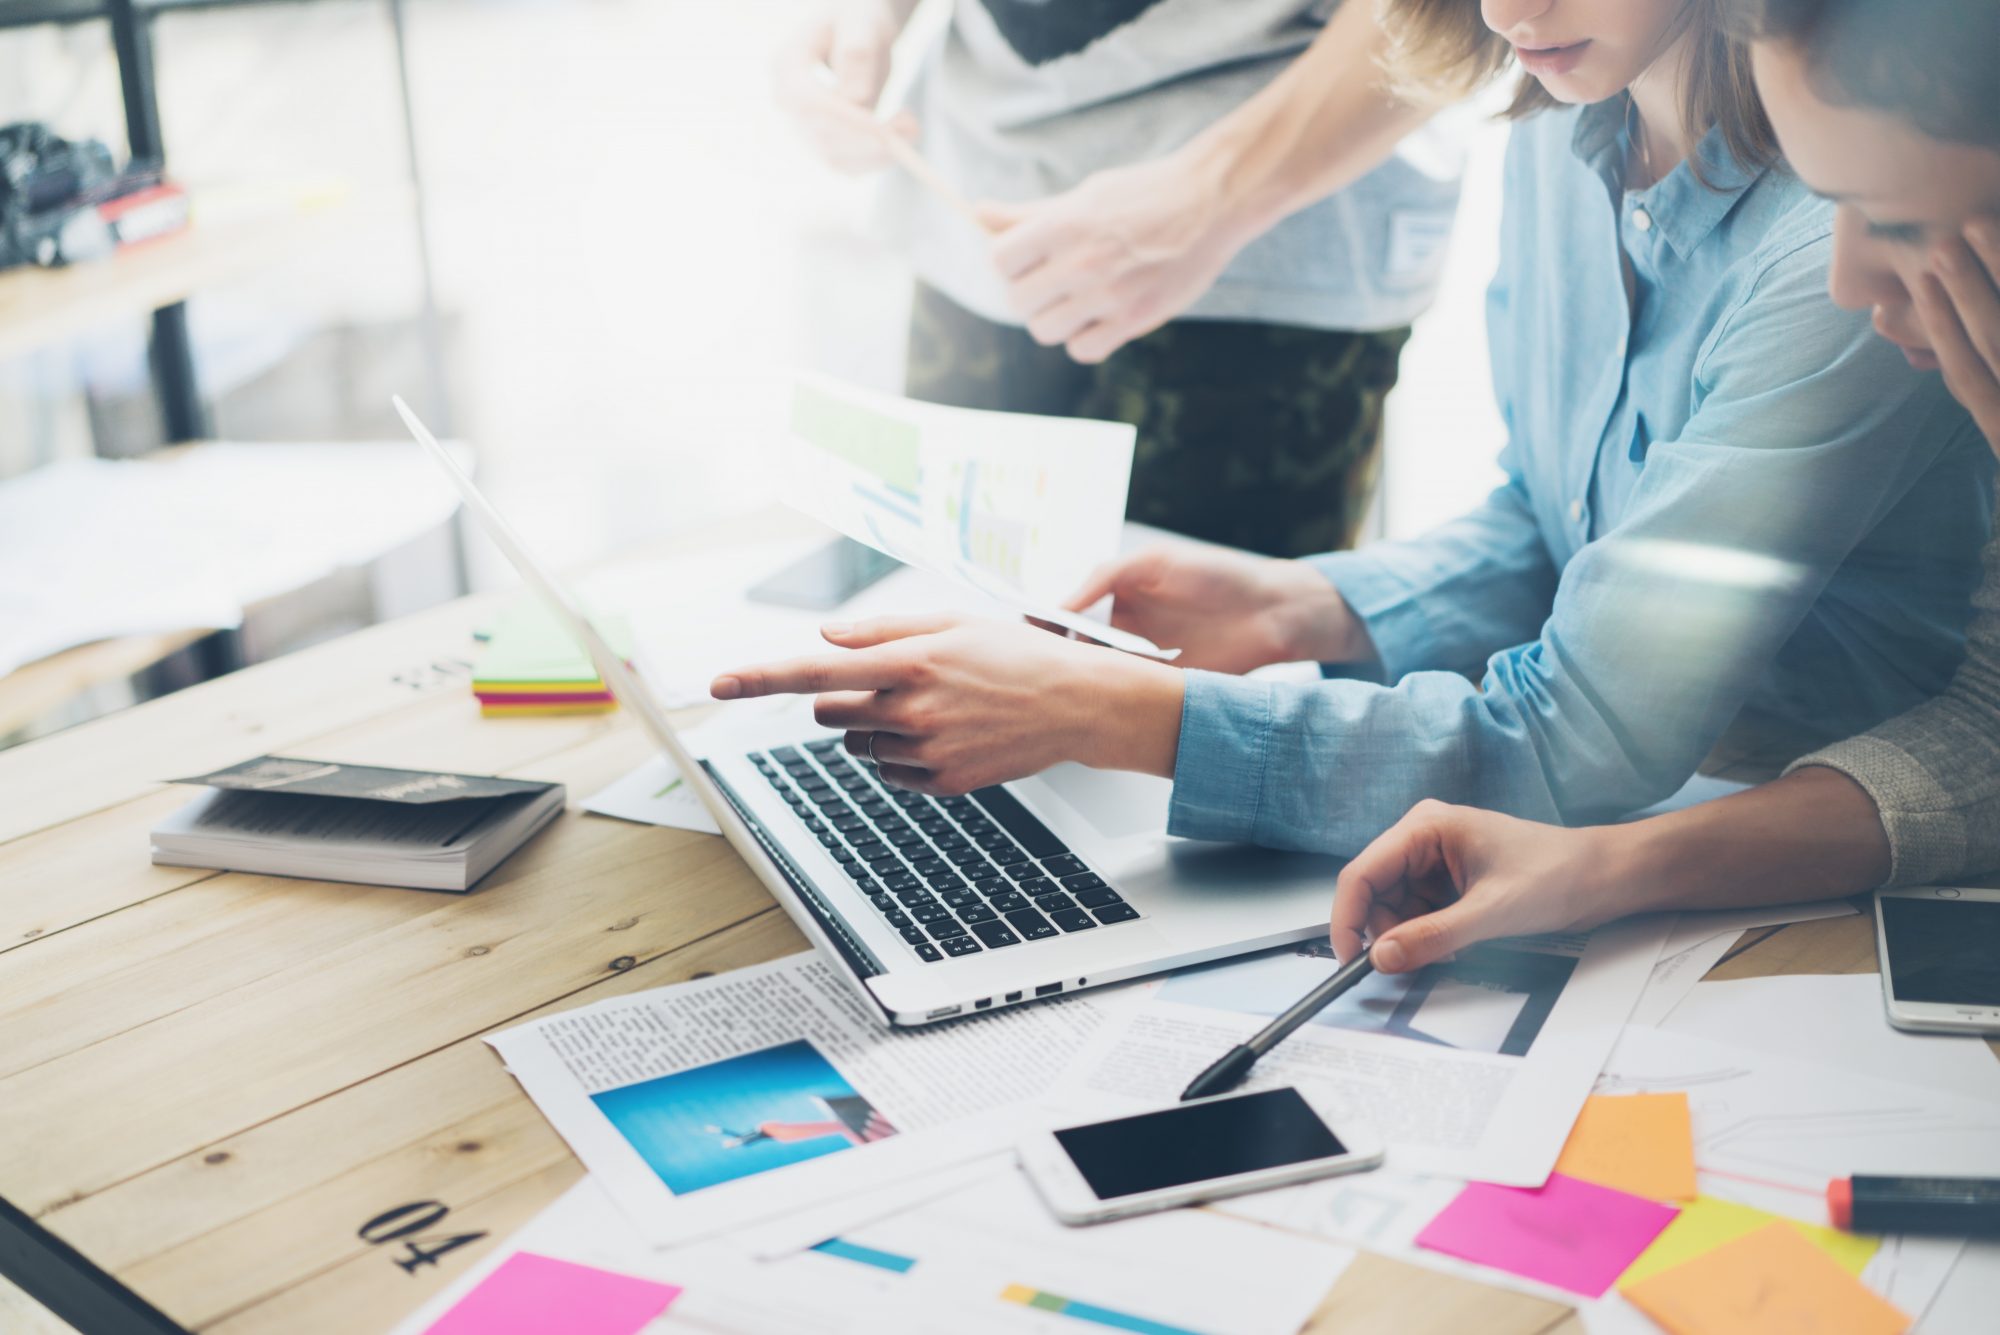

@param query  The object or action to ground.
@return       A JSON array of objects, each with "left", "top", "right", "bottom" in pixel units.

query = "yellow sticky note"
[
  {"left": 1618, "top": 1195, "right": 1878, "bottom": 1289},
  {"left": 1552, "top": 1093, "right": 1696, "bottom": 1202},
  {"left": 1623, "top": 1221, "right": 1909, "bottom": 1335}
]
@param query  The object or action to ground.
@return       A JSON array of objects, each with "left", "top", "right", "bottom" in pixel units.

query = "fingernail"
[
  {"left": 1933, "top": 244, "right": 1959, "bottom": 275},
  {"left": 822, "top": 622, "right": 853, "bottom": 637},
  {"left": 1969, "top": 220, "right": 1998, "bottom": 248},
  {"left": 711, "top": 676, "right": 740, "bottom": 699},
  {"left": 1373, "top": 939, "right": 1408, "bottom": 973}
]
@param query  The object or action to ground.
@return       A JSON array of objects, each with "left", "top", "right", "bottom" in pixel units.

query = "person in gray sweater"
[{"left": 1326, "top": 0, "right": 2000, "bottom": 975}]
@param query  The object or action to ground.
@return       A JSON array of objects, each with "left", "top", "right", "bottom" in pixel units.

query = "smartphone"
[
  {"left": 1875, "top": 886, "right": 2000, "bottom": 1034},
  {"left": 746, "top": 537, "right": 901, "bottom": 611},
  {"left": 1017, "top": 1087, "right": 1384, "bottom": 1226}
]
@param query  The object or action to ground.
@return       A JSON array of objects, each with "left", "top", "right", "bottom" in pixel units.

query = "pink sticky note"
[
  {"left": 425, "top": 1251, "right": 681, "bottom": 1335},
  {"left": 1416, "top": 1173, "right": 1678, "bottom": 1298}
]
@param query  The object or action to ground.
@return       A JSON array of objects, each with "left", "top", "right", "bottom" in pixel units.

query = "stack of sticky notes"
[
  {"left": 472, "top": 601, "right": 631, "bottom": 717},
  {"left": 1414, "top": 1091, "right": 1912, "bottom": 1332}
]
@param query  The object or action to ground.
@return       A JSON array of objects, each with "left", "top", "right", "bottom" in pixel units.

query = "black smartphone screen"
[
  {"left": 1881, "top": 897, "right": 2000, "bottom": 1006},
  {"left": 1052, "top": 1088, "right": 1346, "bottom": 1201},
  {"left": 745, "top": 538, "right": 901, "bottom": 611}
]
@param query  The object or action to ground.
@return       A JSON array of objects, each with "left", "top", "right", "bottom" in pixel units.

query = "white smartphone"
[
  {"left": 1017, "top": 1087, "right": 1384, "bottom": 1226},
  {"left": 1875, "top": 885, "right": 2000, "bottom": 1035}
]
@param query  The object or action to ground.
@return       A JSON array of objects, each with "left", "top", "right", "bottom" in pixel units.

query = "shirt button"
[
  {"left": 1632, "top": 207, "right": 1653, "bottom": 232},
  {"left": 1569, "top": 498, "right": 1586, "bottom": 523}
]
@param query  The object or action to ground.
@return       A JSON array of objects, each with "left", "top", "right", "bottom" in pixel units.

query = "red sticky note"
[
  {"left": 424, "top": 1251, "right": 681, "bottom": 1335},
  {"left": 1415, "top": 1173, "right": 1678, "bottom": 1298}
]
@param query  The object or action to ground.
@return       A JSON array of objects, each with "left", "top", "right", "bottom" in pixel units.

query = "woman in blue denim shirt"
[{"left": 714, "top": 0, "right": 1992, "bottom": 861}]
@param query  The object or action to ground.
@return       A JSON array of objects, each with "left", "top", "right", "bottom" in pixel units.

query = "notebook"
[{"left": 151, "top": 756, "right": 564, "bottom": 892}]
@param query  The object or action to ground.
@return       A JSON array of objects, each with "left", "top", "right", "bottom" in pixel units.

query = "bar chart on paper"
[{"left": 781, "top": 375, "right": 1135, "bottom": 607}]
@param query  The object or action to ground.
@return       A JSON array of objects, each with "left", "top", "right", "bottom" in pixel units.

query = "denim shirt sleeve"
[{"left": 1169, "top": 236, "right": 1982, "bottom": 854}]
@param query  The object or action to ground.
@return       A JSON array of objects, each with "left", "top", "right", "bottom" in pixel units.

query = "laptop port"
[
  {"left": 926, "top": 1004, "right": 963, "bottom": 1019},
  {"left": 974, "top": 998, "right": 993, "bottom": 1010},
  {"left": 1005, "top": 991, "right": 1023, "bottom": 1003},
  {"left": 1035, "top": 983, "right": 1063, "bottom": 997}
]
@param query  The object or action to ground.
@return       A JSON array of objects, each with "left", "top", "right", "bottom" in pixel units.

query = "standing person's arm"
[
  {"left": 773, "top": 0, "right": 923, "bottom": 173},
  {"left": 981, "top": 0, "right": 1437, "bottom": 363}
]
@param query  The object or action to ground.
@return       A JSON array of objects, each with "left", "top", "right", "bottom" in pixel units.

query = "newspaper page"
[
  {"left": 489, "top": 952, "right": 1131, "bottom": 1245},
  {"left": 777, "top": 374, "right": 1175, "bottom": 659},
  {"left": 1051, "top": 916, "right": 1670, "bottom": 1185}
]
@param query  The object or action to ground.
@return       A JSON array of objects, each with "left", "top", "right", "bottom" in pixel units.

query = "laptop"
[{"left": 398, "top": 397, "right": 1340, "bottom": 1027}]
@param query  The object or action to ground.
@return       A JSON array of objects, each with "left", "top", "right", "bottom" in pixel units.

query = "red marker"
[{"left": 1827, "top": 1175, "right": 2000, "bottom": 1237}]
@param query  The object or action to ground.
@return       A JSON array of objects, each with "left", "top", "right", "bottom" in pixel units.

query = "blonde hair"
[{"left": 1376, "top": 0, "right": 1777, "bottom": 178}]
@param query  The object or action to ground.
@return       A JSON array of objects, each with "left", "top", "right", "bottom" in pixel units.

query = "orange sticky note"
[
  {"left": 1552, "top": 1092, "right": 1696, "bottom": 1202},
  {"left": 1623, "top": 1222, "right": 1910, "bottom": 1335}
]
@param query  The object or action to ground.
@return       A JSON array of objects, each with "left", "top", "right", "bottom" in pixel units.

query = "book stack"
[
  {"left": 472, "top": 601, "right": 630, "bottom": 717},
  {"left": 152, "top": 756, "right": 565, "bottom": 892}
]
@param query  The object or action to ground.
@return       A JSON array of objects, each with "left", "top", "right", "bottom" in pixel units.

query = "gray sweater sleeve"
[{"left": 1787, "top": 480, "right": 2000, "bottom": 887}]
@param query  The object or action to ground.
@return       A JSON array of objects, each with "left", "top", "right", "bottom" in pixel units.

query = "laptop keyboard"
[{"left": 751, "top": 739, "right": 1141, "bottom": 963}]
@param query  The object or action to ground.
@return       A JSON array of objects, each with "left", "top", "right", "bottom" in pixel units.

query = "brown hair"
[
  {"left": 1377, "top": 0, "right": 1778, "bottom": 179},
  {"left": 1732, "top": 0, "right": 2000, "bottom": 148}
]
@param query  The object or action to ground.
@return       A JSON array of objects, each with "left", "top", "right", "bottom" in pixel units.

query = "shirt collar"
[{"left": 1570, "top": 95, "right": 1771, "bottom": 262}]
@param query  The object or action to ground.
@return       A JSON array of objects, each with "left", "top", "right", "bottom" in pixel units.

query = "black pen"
[{"left": 1180, "top": 954, "right": 1376, "bottom": 1101}]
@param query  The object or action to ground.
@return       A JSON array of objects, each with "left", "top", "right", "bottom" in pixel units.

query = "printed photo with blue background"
[{"left": 591, "top": 1038, "right": 898, "bottom": 1194}]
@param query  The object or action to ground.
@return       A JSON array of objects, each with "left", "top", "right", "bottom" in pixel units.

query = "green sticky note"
[
  {"left": 1618, "top": 1195, "right": 1878, "bottom": 1290},
  {"left": 472, "top": 601, "right": 632, "bottom": 687}
]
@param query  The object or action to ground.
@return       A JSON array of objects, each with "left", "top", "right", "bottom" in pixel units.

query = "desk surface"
[{"left": 0, "top": 515, "right": 1979, "bottom": 1335}]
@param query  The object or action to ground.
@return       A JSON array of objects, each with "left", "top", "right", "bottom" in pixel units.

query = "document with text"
[
  {"left": 1049, "top": 917, "right": 1671, "bottom": 1185},
  {"left": 489, "top": 952, "right": 1133, "bottom": 1245}
]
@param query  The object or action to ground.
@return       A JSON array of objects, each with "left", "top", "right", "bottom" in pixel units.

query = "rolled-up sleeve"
[
  {"left": 1789, "top": 481, "right": 2000, "bottom": 887},
  {"left": 1169, "top": 242, "right": 1987, "bottom": 855}
]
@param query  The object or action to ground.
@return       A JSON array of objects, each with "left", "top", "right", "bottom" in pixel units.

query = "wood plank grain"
[
  {"left": 1706, "top": 912, "right": 1876, "bottom": 979},
  {"left": 0, "top": 757, "right": 769, "bottom": 1216},
  {"left": 115, "top": 914, "right": 808, "bottom": 1331},
  {"left": 1301, "top": 1250, "right": 1574, "bottom": 1335},
  {"left": 0, "top": 677, "right": 637, "bottom": 958},
  {"left": 205, "top": 1160, "right": 588, "bottom": 1335},
  {"left": 0, "top": 594, "right": 502, "bottom": 846},
  {"left": 0, "top": 508, "right": 807, "bottom": 846}
]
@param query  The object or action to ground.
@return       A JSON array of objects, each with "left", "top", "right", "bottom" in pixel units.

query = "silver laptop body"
[{"left": 400, "top": 398, "right": 1338, "bottom": 1028}]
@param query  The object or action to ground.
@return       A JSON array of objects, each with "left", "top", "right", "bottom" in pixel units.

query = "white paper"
[
  {"left": 582, "top": 756, "right": 720, "bottom": 835},
  {"left": 1661, "top": 973, "right": 2000, "bottom": 1104},
  {"left": 1918, "top": 1239, "right": 2000, "bottom": 1335},
  {"left": 823, "top": 1166, "right": 1353, "bottom": 1335},
  {"left": 777, "top": 374, "right": 1175, "bottom": 660},
  {"left": 391, "top": 1167, "right": 1353, "bottom": 1335},
  {"left": 489, "top": 952, "right": 1133, "bottom": 1245},
  {"left": 730, "top": 1155, "right": 1007, "bottom": 1260},
  {"left": 0, "top": 447, "right": 462, "bottom": 677},
  {"left": 1628, "top": 898, "right": 1859, "bottom": 1028},
  {"left": 1055, "top": 917, "right": 1671, "bottom": 1184}
]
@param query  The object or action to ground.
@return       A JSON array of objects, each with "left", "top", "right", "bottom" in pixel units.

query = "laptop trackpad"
[{"left": 1028, "top": 763, "right": 1170, "bottom": 841}]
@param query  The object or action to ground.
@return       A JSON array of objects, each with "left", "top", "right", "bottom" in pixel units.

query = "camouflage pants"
[{"left": 905, "top": 284, "right": 1411, "bottom": 558}]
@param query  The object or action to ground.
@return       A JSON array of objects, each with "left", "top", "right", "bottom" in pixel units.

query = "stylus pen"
[{"left": 1180, "top": 954, "right": 1376, "bottom": 1101}]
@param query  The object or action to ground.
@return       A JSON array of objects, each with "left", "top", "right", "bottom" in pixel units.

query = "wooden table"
[{"left": 0, "top": 517, "right": 1970, "bottom": 1335}]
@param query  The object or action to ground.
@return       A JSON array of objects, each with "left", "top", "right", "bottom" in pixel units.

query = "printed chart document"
[
  {"left": 581, "top": 756, "right": 719, "bottom": 835},
  {"left": 392, "top": 1170, "right": 1353, "bottom": 1335},
  {"left": 1057, "top": 917, "right": 1670, "bottom": 1185},
  {"left": 489, "top": 953, "right": 1131, "bottom": 1245},
  {"left": 778, "top": 375, "right": 1174, "bottom": 659}
]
